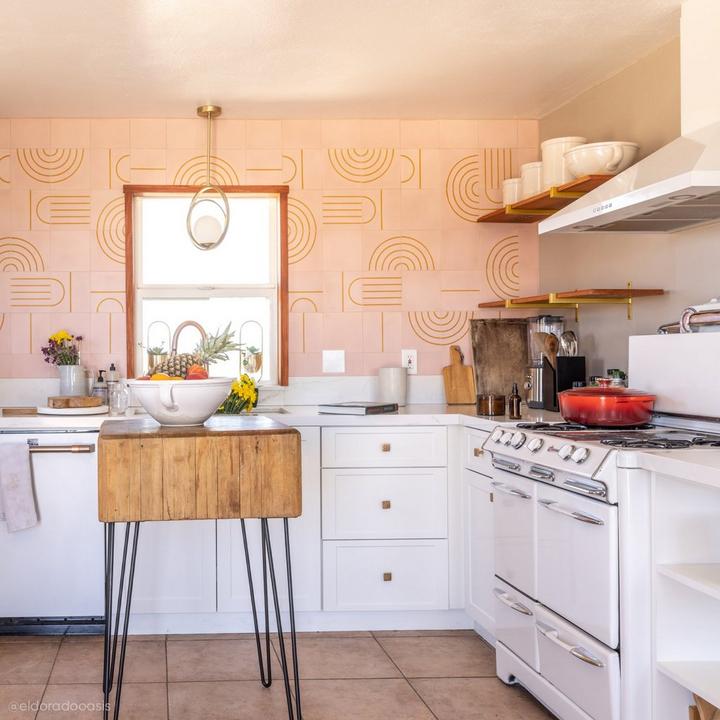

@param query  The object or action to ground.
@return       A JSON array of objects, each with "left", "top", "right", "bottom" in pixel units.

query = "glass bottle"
[{"left": 508, "top": 382, "right": 522, "bottom": 420}]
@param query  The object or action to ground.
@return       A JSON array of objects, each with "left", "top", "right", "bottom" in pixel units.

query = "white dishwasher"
[{"left": 0, "top": 430, "right": 104, "bottom": 619}]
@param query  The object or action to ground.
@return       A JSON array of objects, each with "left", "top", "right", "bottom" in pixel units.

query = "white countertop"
[
  {"left": 0, "top": 404, "right": 563, "bottom": 433},
  {"left": 618, "top": 447, "right": 720, "bottom": 490}
]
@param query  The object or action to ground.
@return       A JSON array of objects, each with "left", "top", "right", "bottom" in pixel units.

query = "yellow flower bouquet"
[{"left": 216, "top": 373, "right": 258, "bottom": 414}]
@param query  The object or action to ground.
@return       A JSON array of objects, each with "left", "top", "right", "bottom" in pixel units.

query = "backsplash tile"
[{"left": 0, "top": 116, "right": 540, "bottom": 379}]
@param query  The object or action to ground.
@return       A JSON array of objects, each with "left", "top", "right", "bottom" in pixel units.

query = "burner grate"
[{"left": 601, "top": 435, "right": 720, "bottom": 449}]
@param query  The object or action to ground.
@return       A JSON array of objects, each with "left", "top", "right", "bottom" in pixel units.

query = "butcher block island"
[
  {"left": 98, "top": 416, "right": 303, "bottom": 720},
  {"left": 98, "top": 415, "right": 302, "bottom": 522}
]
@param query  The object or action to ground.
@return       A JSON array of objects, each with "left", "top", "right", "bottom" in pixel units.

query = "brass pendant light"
[{"left": 186, "top": 105, "right": 230, "bottom": 250}]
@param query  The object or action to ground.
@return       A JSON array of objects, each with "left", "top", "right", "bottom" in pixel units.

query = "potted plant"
[
  {"left": 41, "top": 330, "right": 86, "bottom": 396},
  {"left": 242, "top": 345, "right": 263, "bottom": 375}
]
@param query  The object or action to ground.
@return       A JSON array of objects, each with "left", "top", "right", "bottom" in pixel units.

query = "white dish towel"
[{"left": 0, "top": 443, "right": 38, "bottom": 532}]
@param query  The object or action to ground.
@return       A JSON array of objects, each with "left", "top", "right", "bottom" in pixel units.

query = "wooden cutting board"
[
  {"left": 47, "top": 395, "right": 103, "bottom": 409},
  {"left": 442, "top": 345, "right": 477, "bottom": 405}
]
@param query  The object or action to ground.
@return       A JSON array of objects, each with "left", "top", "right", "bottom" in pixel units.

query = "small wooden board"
[
  {"left": 98, "top": 416, "right": 302, "bottom": 523},
  {"left": 1, "top": 407, "right": 38, "bottom": 417},
  {"left": 48, "top": 395, "right": 102, "bottom": 409},
  {"left": 442, "top": 345, "right": 476, "bottom": 405}
]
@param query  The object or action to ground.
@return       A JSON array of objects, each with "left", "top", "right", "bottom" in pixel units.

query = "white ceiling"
[{"left": 0, "top": 0, "right": 681, "bottom": 118}]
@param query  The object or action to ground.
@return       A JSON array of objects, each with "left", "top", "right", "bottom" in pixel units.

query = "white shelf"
[
  {"left": 658, "top": 563, "right": 720, "bottom": 602},
  {"left": 657, "top": 661, "right": 720, "bottom": 708}
]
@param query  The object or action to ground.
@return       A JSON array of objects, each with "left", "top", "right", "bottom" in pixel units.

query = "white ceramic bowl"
[
  {"left": 126, "top": 377, "right": 233, "bottom": 426},
  {"left": 564, "top": 141, "right": 639, "bottom": 178}
]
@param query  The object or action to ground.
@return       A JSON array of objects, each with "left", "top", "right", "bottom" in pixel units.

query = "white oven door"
[
  {"left": 491, "top": 463, "right": 537, "bottom": 599},
  {"left": 536, "top": 604, "right": 620, "bottom": 720},
  {"left": 537, "top": 483, "right": 618, "bottom": 648}
]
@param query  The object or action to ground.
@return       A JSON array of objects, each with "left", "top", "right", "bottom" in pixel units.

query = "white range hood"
[{"left": 539, "top": 121, "right": 720, "bottom": 234}]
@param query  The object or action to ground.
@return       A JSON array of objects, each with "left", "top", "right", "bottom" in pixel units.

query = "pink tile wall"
[{"left": 0, "top": 117, "right": 540, "bottom": 378}]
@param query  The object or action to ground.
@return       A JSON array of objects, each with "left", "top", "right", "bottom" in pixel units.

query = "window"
[{"left": 124, "top": 186, "right": 289, "bottom": 385}]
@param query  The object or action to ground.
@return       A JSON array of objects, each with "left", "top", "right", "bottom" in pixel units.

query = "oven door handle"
[
  {"left": 27, "top": 442, "right": 96, "bottom": 454},
  {"left": 537, "top": 621, "right": 605, "bottom": 668},
  {"left": 491, "top": 481, "right": 531, "bottom": 500},
  {"left": 493, "top": 588, "right": 533, "bottom": 616},
  {"left": 538, "top": 498, "right": 604, "bottom": 525}
]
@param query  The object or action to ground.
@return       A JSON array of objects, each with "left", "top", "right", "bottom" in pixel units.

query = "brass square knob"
[
  {"left": 474, "top": 447, "right": 483, "bottom": 457},
  {"left": 381, "top": 500, "right": 391, "bottom": 509},
  {"left": 381, "top": 443, "right": 391, "bottom": 452},
  {"left": 383, "top": 572, "right": 392, "bottom": 582}
]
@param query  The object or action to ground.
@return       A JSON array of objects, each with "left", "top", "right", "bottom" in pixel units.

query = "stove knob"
[
  {"left": 501, "top": 432, "right": 513, "bottom": 446},
  {"left": 558, "top": 444, "right": 575, "bottom": 461},
  {"left": 571, "top": 447, "right": 590, "bottom": 464},
  {"left": 510, "top": 431, "right": 526, "bottom": 449},
  {"left": 491, "top": 428, "right": 504, "bottom": 443},
  {"left": 527, "top": 437, "right": 544, "bottom": 453}
]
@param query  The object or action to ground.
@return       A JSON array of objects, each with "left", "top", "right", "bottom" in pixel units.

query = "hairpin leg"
[
  {"left": 102, "top": 522, "right": 140, "bottom": 720},
  {"left": 241, "top": 519, "right": 272, "bottom": 687},
  {"left": 263, "top": 518, "right": 302, "bottom": 720}
]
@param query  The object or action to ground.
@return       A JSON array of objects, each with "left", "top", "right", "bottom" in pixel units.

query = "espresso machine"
[{"left": 526, "top": 316, "right": 585, "bottom": 410}]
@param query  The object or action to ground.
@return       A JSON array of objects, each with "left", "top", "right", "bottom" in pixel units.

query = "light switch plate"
[{"left": 322, "top": 350, "right": 345, "bottom": 373}]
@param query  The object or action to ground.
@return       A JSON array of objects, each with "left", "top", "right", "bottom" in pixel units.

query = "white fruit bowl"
[
  {"left": 126, "top": 377, "right": 233, "bottom": 426},
  {"left": 564, "top": 141, "right": 639, "bottom": 178}
]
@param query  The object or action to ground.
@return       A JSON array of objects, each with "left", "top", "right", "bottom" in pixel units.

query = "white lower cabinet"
[
  {"left": 536, "top": 604, "right": 620, "bottom": 720},
  {"left": 129, "top": 520, "right": 217, "bottom": 614},
  {"left": 463, "top": 467, "right": 495, "bottom": 633},
  {"left": 323, "top": 539, "right": 449, "bottom": 611},
  {"left": 216, "top": 427, "right": 322, "bottom": 612}
]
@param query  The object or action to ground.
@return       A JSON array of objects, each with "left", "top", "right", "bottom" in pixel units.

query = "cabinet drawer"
[
  {"left": 323, "top": 539, "right": 449, "bottom": 610},
  {"left": 465, "top": 428, "right": 491, "bottom": 475},
  {"left": 322, "top": 468, "right": 447, "bottom": 540},
  {"left": 321, "top": 427, "right": 447, "bottom": 468}
]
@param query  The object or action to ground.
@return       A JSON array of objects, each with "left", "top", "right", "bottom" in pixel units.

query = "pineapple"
[{"left": 149, "top": 323, "right": 239, "bottom": 377}]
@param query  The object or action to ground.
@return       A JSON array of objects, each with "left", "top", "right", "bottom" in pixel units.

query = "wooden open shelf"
[
  {"left": 478, "top": 286, "right": 665, "bottom": 320},
  {"left": 477, "top": 174, "right": 612, "bottom": 224}
]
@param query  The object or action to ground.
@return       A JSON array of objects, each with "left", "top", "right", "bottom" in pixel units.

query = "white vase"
[{"left": 58, "top": 365, "right": 87, "bottom": 397}]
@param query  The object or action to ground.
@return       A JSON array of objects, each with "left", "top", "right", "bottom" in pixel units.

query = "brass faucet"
[{"left": 171, "top": 321, "right": 207, "bottom": 354}]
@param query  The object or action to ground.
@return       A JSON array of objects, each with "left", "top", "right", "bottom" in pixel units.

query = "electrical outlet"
[{"left": 401, "top": 349, "right": 418, "bottom": 375}]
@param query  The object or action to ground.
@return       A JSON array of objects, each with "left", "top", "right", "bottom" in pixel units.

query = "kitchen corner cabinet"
[
  {"left": 216, "top": 426, "right": 321, "bottom": 612},
  {"left": 463, "top": 429, "right": 496, "bottom": 637}
]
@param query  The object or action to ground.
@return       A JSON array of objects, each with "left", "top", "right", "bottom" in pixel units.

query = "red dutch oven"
[{"left": 558, "top": 379, "right": 656, "bottom": 427}]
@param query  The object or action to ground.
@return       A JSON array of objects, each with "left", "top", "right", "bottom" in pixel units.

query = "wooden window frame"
[{"left": 123, "top": 184, "right": 289, "bottom": 385}]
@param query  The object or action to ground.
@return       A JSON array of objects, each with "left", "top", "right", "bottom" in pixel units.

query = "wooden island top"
[{"left": 98, "top": 416, "right": 301, "bottom": 523}]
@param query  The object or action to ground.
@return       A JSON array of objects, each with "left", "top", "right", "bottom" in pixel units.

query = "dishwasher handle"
[{"left": 27, "top": 440, "right": 96, "bottom": 454}]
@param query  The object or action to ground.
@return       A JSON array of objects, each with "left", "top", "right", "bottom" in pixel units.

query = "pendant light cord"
[{"left": 206, "top": 111, "right": 212, "bottom": 186}]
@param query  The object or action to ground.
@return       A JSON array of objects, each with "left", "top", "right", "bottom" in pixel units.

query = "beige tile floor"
[{"left": 0, "top": 630, "right": 555, "bottom": 719}]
